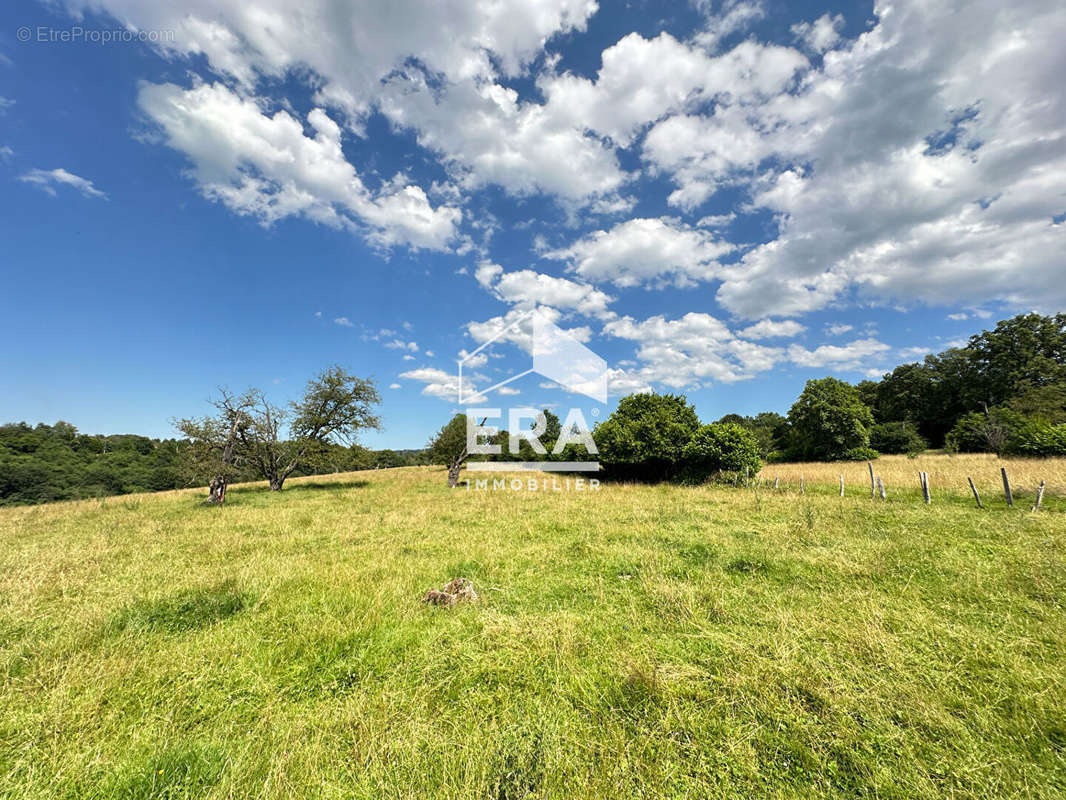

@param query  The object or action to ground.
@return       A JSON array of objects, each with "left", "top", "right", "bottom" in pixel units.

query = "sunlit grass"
[
  {"left": 765, "top": 453, "right": 1066, "bottom": 506},
  {"left": 1, "top": 464, "right": 1064, "bottom": 798}
]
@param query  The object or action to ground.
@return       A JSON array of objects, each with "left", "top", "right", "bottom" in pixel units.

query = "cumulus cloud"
[
  {"left": 790, "top": 13, "right": 844, "bottom": 54},
  {"left": 603, "top": 312, "right": 783, "bottom": 388},
  {"left": 645, "top": 0, "right": 1066, "bottom": 316},
  {"left": 65, "top": 0, "right": 597, "bottom": 121},
  {"left": 787, "top": 338, "right": 891, "bottom": 370},
  {"left": 475, "top": 262, "right": 615, "bottom": 319},
  {"left": 137, "top": 82, "right": 460, "bottom": 251},
  {"left": 547, "top": 217, "right": 733, "bottom": 288},
  {"left": 739, "top": 319, "right": 806, "bottom": 340},
  {"left": 825, "top": 323, "right": 854, "bottom": 336},
  {"left": 19, "top": 168, "right": 106, "bottom": 198},
  {"left": 398, "top": 367, "right": 462, "bottom": 400},
  {"left": 466, "top": 306, "right": 592, "bottom": 352}
]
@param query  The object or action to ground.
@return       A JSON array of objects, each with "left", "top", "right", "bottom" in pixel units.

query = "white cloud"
[
  {"left": 19, "top": 168, "right": 106, "bottom": 199},
  {"left": 334, "top": 317, "right": 354, "bottom": 327},
  {"left": 137, "top": 81, "right": 460, "bottom": 251},
  {"left": 897, "top": 345, "right": 933, "bottom": 359},
  {"left": 496, "top": 386, "right": 521, "bottom": 395},
  {"left": 547, "top": 217, "right": 733, "bottom": 288},
  {"left": 790, "top": 13, "right": 844, "bottom": 54},
  {"left": 384, "top": 339, "right": 419, "bottom": 352},
  {"left": 739, "top": 319, "right": 806, "bottom": 340},
  {"left": 603, "top": 312, "right": 782, "bottom": 388},
  {"left": 466, "top": 306, "right": 591, "bottom": 352},
  {"left": 389, "top": 383, "right": 402, "bottom": 389},
  {"left": 787, "top": 338, "right": 891, "bottom": 370},
  {"left": 825, "top": 323, "right": 854, "bottom": 336},
  {"left": 398, "top": 367, "right": 462, "bottom": 400},
  {"left": 693, "top": 0, "right": 767, "bottom": 51},
  {"left": 379, "top": 75, "right": 625, "bottom": 206},
  {"left": 947, "top": 312, "right": 968, "bottom": 320},
  {"left": 67, "top": 0, "right": 598, "bottom": 121},
  {"left": 475, "top": 264, "right": 615, "bottom": 319},
  {"left": 696, "top": 213, "right": 735, "bottom": 228},
  {"left": 646, "top": 0, "right": 1066, "bottom": 316},
  {"left": 402, "top": 354, "right": 416, "bottom": 361},
  {"left": 0, "top": 145, "right": 15, "bottom": 161}
]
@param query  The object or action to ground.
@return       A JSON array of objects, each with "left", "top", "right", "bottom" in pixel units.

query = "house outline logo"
[{"left": 456, "top": 308, "right": 608, "bottom": 404}]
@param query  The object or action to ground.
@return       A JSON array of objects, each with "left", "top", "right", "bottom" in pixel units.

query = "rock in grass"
[{"left": 422, "top": 577, "right": 478, "bottom": 606}]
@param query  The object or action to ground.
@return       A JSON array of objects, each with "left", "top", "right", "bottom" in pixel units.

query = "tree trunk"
[
  {"left": 207, "top": 475, "right": 226, "bottom": 504},
  {"left": 447, "top": 461, "right": 463, "bottom": 488},
  {"left": 269, "top": 477, "right": 285, "bottom": 491}
]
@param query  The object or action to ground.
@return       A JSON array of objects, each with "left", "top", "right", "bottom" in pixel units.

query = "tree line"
[
  {"left": 0, "top": 367, "right": 421, "bottom": 506},
  {"left": 4, "top": 313, "right": 1064, "bottom": 503}
]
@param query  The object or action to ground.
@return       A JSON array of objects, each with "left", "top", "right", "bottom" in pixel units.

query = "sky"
[{"left": 0, "top": 0, "right": 1064, "bottom": 449}]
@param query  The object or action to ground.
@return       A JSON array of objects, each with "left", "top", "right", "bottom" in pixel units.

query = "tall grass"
[
  {"left": 1, "top": 464, "right": 1063, "bottom": 798},
  {"left": 765, "top": 453, "right": 1066, "bottom": 503}
]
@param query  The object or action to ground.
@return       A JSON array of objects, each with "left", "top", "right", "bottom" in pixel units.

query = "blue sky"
[{"left": 1, "top": 0, "right": 1063, "bottom": 448}]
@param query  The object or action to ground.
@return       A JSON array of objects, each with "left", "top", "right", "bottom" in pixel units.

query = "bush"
[
  {"left": 869, "top": 421, "right": 927, "bottom": 455},
  {"left": 595, "top": 393, "right": 700, "bottom": 481},
  {"left": 945, "top": 408, "right": 1027, "bottom": 454},
  {"left": 1008, "top": 422, "right": 1066, "bottom": 457},
  {"left": 682, "top": 423, "right": 762, "bottom": 482},
  {"left": 840, "top": 447, "right": 880, "bottom": 461}
]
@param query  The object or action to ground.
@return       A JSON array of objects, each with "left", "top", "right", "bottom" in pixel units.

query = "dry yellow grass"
[{"left": 763, "top": 453, "right": 1066, "bottom": 500}]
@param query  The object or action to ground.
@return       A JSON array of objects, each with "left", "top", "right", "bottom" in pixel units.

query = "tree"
[
  {"left": 427, "top": 413, "right": 475, "bottom": 487},
  {"left": 178, "top": 367, "right": 380, "bottom": 498},
  {"left": 787, "top": 378, "right": 874, "bottom": 461},
  {"left": 595, "top": 393, "right": 700, "bottom": 481},
  {"left": 235, "top": 367, "right": 381, "bottom": 491},
  {"left": 682, "top": 423, "right": 762, "bottom": 481},
  {"left": 175, "top": 389, "right": 254, "bottom": 503},
  {"left": 965, "top": 313, "right": 1066, "bottom": 407}
]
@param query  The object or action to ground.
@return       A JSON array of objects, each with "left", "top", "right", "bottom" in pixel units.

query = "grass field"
[{"left": 1, "top": 457, "right": 1064, "bottom": 798}]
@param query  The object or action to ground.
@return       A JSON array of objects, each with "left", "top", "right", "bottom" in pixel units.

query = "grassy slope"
[{"left": 1, "top": 462, "right": 1064, "bottom": 799}]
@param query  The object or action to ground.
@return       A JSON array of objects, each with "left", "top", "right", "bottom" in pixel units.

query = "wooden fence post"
[
  {"left": 878, "top": 476, "right": 886, "bottom": 500},
  {"left": 920, "top": 472, "right": 931, "bottom": 504},
  {"left": 1032, "top": 480, "right": 1046, "bottom": 512},
  {"left": 1001, "top": 467, "right": 1014, "bottom": 508},
  {"left": 840, "top": 474, "right": 845, "bottom": 497},
  {"left": 967, "top": 477, "right": 982, "bottom": 509},
  {"left": 868, "top": 461, "right": 875, "bottom": 499},
  {"left": 800, "top": 476, "right": 805, "bottom": 495},
  {"left": 774, "top": 476, "right": 779, "bottom": 490}
]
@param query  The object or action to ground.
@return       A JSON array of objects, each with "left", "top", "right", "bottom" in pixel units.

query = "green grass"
[{"left": 1, "top": 466, "right": 1064, "bottom": 798}]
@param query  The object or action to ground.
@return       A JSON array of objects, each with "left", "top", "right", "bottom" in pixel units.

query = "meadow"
[{"left": 1, "top": 456, "right": 1064, "bottom": 798}]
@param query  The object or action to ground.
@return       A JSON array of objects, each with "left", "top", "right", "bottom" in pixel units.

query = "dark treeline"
[
  {"left": 713, "top": 312, "right": 1066, "bottom": 462},
  {"left": 857, "top": 312, "right": 1066, "bottom": 455},
  {"left": 0, "top": 422, "right": 428, "bottom": 506}
]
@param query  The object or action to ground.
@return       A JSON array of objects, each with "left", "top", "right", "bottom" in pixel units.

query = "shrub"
[
  {"left": 595, "top": 393, "right": 700, "bottom": 481},
  {"left": 869, "top": 421, "right": 927, "bottom": 455},
  {"left": 681, "top": 423, "right": 762, "bottom": 482},
  {"left": 1007, "top": 422, "right": 1066, "bottom": 457},
  {"left": 840, "top": 447, "right": 880, "bottom": 461},
  {"left": 945, "top": 408, "right": 1027, "bottom": 454}
]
